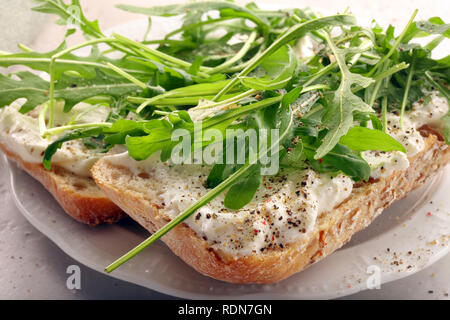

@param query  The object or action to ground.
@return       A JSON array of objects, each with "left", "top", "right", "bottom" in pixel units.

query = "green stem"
[
  {"left": 105, "top": 62, "right": 147, "bottom": 89},
  {"left": 424, "top": 35, "right": 445, "bottom": 51},
  {"left": 43, "top": 122, "right": 112, "bottom": 138},
  {"left": 129, "top": 94, "right": 239, "bottom": 107},
  {"left": 104, "top": 162, "right": 251, "bottom": 273},
  {"left": 352, "top": 62, "right": 409, "bottom": 94},
  {"left": 303, "top": 62, "right": 337, "bottom": 87},
  {"left": 113, "top": 33, "right": 212, "bottom": 76},
  {"left": 190, "top": 89, "right": 258, "bottom": 111},
  {"left": 424, "top": 71, "right": 450, "bottom": 100},
  {"left": 134, "top": 80, "right": 235, "bottom": 113},
  {"left": 367, "top": 9, "right": 418, "bottom": 77},
  {"left": 381, "top": 96, "right": 388, "bottom": 133},
  {"left": 18, "top": 43, "right": 33, "bottom": 52},
  {"left": 400, "top": 58, "right": 415, "bottom": 127},
  {"left": 367, "top": 61, "right": 391, "bottom": 108},
  {"left": 206, "top": 31, "right": 258, "bottom": 74}
]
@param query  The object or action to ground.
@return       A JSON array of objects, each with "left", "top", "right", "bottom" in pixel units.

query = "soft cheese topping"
[
  {"left": 363, "top": 91, "right": 448, "bottom": 178},
  {"left": 0, "top": 103, "right": 109, "bottom": 177},
  {"left": 106, "top": 151, "right": 353, "bottom": 256}
]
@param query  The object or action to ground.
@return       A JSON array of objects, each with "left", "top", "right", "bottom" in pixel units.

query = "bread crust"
[
  {"left": 1, "top": 144, "right": 124, "bottom": 226},
  {"left": 92, "top": 131, "right": 450, "bottom": 283}
]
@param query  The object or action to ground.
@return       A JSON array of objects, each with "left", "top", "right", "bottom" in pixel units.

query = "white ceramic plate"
[
  {"left": 6, "top": 14, "right": 450, "bottom": 300},
  {"left": 5, "top": 154, "right": 450, "bottom": 299}
]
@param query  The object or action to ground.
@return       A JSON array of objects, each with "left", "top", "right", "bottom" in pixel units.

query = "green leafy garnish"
[
  {"left": 339, "top": 126, "right": 407, "bottom": 153},
  {"left": 315, "top": 33, "right": 375, "bottom": 159}
]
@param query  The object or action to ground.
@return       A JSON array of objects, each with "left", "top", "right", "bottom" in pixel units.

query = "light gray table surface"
[{"left": 0, "top": 0, "right": 449, "bottom": 300}]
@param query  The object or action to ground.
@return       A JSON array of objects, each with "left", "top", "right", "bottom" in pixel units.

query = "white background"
[{"left": 0, "top": 0, "right": 449, "bottom": 299}]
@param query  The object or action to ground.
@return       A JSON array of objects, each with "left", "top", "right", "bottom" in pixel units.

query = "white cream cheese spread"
[
  {"left": 363, "top": 91, "right": 448, "bottom": 178},
  {"left": 105, "top": 151, "right": 353, "bottom": 256},
  {"left": 0, "top": 103, "right": 109, "bottom": 177}
]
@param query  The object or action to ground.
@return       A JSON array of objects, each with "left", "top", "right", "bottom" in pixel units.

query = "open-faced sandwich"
[{"left": 0, "top": 0, "right": 449, "bottom": 283}]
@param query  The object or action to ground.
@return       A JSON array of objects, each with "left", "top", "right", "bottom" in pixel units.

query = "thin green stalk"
[
  {"left": 43, "top": 122, "right": 112, "bottom": 138},
  {"left": 105, "top": 162, "right": 251, "bottom": 273},
  {"left": 0, "top": 56, "right": 149, "bottom": 76},
  {"left": 206, "top": 31, "right": 258, "bottom": 74},
  {"left": 381, "top": 96, "right": 388, "bottom": 133},
  {"left": 130, "top": 94, "right": 240, "bottom": 107},
  {"left": 367, "top": 61, "right": 390, "bottom": 108},
  {"left": 190, "top": 89, "right": 258, "bottom": 111},
  {"left": 113, "top": 33, "right": 212, "bottom": 76},
  {"left": 141, "top": 39, "right": 196, "bottom": 48},
  {"left": 303, "top": 62, "right": 337, "bottom": 87},
  {"left": 367, "top": 9, "right": 418, "bottom": 77},
  {"left": 18, "top": 43, "right": 33, "bottom": 52},
  {"left": 222, "top": 44, "right": 266, "bottom": 74},
  {"left": 424, "top": 71, "right": 450, "bottom": 100},
  {"left": 352, "top": 62, "right": 409, "bottom": 94},
  {"left": 105, "top": 62, "right": 147, "bottom": 89},
  {"left": 400, "top": 58, "right": 415, "bottom": 127},
  {"left": 424, "top": 35, "right": 445, "bottom": 51},
  {"left": 134, "top": 80, "right": 235, "bottom": 113},
  {"left": 372, "top": 62, "right": 409, "bottom": 82}
]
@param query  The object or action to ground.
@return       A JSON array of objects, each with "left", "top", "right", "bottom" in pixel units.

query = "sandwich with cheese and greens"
[{"left": 0, "top": 0, "right": 448, "bottom": 283}]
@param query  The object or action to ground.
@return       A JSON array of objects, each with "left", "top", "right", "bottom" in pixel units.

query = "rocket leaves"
[
  {"left": 0, "top": 70, "right": 142, "bottom": 113},
  {"left": 315, "top": 34, "right": 375, "bottom": 159},
  {"left": 240, "top": 45, "right": 298, "bottom": 90},
  {"left": 32, "top": 0, "right": 103, "bottom": 38},
  {"left": 339, "top": 126, "right": 406, "bottom": 153}
]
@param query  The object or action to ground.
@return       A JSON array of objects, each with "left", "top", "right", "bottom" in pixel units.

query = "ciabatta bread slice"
[
  {"left": 92, "top": 129, "right": 449, "bottom": 283},
  {"left": 1, "top": 144, "right": 124, "bottom": 226}
]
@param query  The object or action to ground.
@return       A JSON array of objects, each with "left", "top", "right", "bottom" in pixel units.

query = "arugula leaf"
[
  {"left": 339, "top": 126, "right": 406, "bottom": 152},
  {"left": 206, "top": 162, "right": 241, "bottom": 189},
  {"left": 280, "top": 140, "right": 305, "bottom": 168},
  {"left": 43, "top": 127, "right": 104, "bottom": 170},
  {"left": 103, "top": 119, "right": 147, "bottom": 145},
  {"left": 0, "top": 72, "right": 50, "bottom": 113},
  {"left": 315, "top": 34, "right": 375, "bottom": 159},
  {"left": 403, "top": 17, "right": 450, "bottom": 43},
  {"left": 116, "top": 1, "right": 269, "bottom": 34},
  {"left": 214, "top": 14, "right": 356, "bottom": 99},
  {"left": 240, "top": 45, "right": 297, "bottom": 90},
  {"left": 0, "top": 70, "right": 142, "bottom": 113},
  {"left": 224, "top": 165, "right": 261, "bottom": 210},
  {"left": 32, "top": 0, "right": 103, "bottom": 38},
  {"left": 304, "top": 141, "right": 371, "bottom": 181},
  {"left": 0, "top": 45, "right": 151, "bottom": 81},
  {"left": 57, "top": 70, "right": 143, "bottom": 112}
]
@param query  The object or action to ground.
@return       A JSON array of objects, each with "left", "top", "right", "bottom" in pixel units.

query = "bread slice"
[
  {"left": 1, "top": 144, "right": 124, "bottom": 226},
  {"left": 92, "top": 128, "right": 449, "bottom": 283}
]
